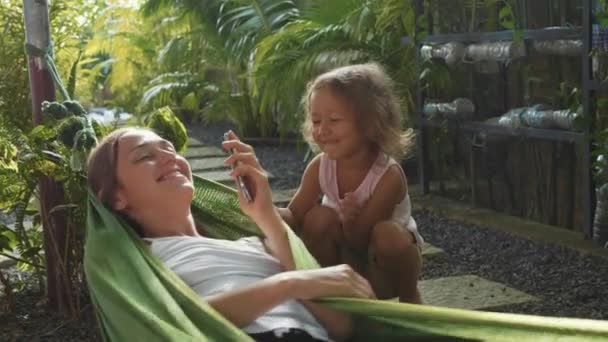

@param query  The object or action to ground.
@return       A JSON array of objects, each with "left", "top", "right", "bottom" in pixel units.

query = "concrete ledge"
[
  {"left": 187, "top": 137, "right": 205, "bottom": 147},
  {"left": 419, "top": 275, "right": 538, "bottom": 310},
  {"left": 184, "top": 146, "right": 225, "bottom": 159},
  {"left": 411, "top": 189, "right": 608, "bottom": 258},
  {"left": 189, "top": 157, "right": 227, "bottom": 172},
  {"left": 194, "top": 170, "right": 274, "bottom": 186}
]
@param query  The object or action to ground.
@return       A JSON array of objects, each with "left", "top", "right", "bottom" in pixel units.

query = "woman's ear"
[{"left": 113, "top": 190, "right": 128, "bottom": 211}]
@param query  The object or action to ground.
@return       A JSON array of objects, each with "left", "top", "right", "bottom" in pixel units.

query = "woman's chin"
[
  {"left": 158, "top": 182, "right": 194, "bottom": 203},
  {"left": 160, "top": 175, "right": 194, "bottom": 188}
]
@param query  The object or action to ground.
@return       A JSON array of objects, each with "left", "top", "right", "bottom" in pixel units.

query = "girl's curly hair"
[{"left": 301, "top": 62, "right": 414, "bottom": 161}]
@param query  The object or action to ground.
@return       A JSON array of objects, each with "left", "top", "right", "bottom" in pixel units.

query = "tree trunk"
[{"left": 23, "top": 0, "right": 72, "bottom": 315}]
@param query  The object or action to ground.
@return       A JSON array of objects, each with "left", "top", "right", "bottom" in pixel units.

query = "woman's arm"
[
  {"left": 206, "top": 273, "right": 295, "bottom": 328},
  {"left": 223, "top": 136, "right": 359, "bottom": 338},
  {"left": 223, "top": 133, "right": 295, "bottom": 269},
  {"left": 254, "top": 211, "right": 296, "bottom": 270},
  {"left": 223, "top": 136, "right": 324, "bottom": 269},
  {"left": 206, "top": 265, "right": 373, "bottom": 331},
  {"left": 300, "top": 301, "right": 353, "bottom": 341}
]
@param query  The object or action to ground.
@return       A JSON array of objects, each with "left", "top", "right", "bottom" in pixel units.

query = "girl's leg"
[
  {"left": 301, "top": 205, "right": 342, "bottom": 266},
  {"left": 367, "top": 221, "right": 422, "bottom": 304}
]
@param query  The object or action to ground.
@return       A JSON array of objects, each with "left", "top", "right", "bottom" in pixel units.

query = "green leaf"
[
  {"left": 69, "top": 149, "right": 86, "bottom": 172},
  {"left": 499, "top": 6, "right": 514, "bottom": 29},
  {"left": 0, "top": 235, "right": 12, "bottom": 252},
  {"left": 416, "top": 14, "right": 428, "bottom": 31},
  {"left": 0, "top": 224, "right": 17, "bottom": 252},
  {"left": 181, "top": 92, "right": 199, "bottom": 112},
  {"left": 21, "top": 246, "right": 41, "bottom": 259}
]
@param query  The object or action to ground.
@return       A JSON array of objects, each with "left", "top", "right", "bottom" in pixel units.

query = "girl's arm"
[
  {"left": 280, "top": 154, "right": 323, "bottom": 231},
  {"left": 343, "top": 165, "right": 407, "bottom": 251}
]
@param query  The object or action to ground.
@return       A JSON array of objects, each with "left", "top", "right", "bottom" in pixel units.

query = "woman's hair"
[
  {"left": 87, "top": 127, "right": 138, "bottom": 207},
  {"left": 301, "top": 62, "right": 415, "bottom": 161},
  {"left": 87, "top": 127, "right": 148, "bottom": 236}
]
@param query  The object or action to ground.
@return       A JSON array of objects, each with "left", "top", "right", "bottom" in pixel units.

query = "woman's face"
[{"left": 113, "top": 130, "right": 194, "bottom": 217}]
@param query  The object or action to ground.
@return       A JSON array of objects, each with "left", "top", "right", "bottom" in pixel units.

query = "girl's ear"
[{"left": 364, "top": 123, "right": 378, "bottom": 141}]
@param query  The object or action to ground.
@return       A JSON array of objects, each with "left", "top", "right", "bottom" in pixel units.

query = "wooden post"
[{"left": 23, "top": 0, "right": 72, "bottom": 315}]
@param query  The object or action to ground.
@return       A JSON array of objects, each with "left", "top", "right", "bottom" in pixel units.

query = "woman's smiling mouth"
[{"left": 157, "top": 170, "right": 184, "bottom": 182}]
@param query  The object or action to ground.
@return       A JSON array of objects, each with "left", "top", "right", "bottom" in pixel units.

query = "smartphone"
[{"left": 223, "top": 132, "right": 253, "bottom": 203}]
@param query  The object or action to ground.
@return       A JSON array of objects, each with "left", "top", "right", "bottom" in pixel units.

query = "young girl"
[{"left": 279, "top": 63, "right": 424, "bottom": 303}]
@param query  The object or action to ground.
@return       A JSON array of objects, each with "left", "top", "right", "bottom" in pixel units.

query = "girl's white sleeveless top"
[{"left": 319, "top": 152, "right": 424, "bottom": 244}]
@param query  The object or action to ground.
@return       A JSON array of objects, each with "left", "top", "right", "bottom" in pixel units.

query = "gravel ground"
[
  {"left": 1, "top": 122, "right": 607, "bottom": 341},
  {"left": 416, "top": 209, "right": 608, "bottom": 320}
]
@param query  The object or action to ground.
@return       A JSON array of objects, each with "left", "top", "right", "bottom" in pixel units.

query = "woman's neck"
[{"left": 139, "top": 209, "right": 200, "bottom": 238}]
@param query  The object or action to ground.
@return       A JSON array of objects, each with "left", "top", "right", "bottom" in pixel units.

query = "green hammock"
[{"left": 85, "top": 175, "right": 608, "bottom": 341}]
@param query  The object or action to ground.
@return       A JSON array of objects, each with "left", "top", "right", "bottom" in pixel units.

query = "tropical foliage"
[
  {"left": 0, "top": 0, "right": 104, "bottom": 130},
  {"left": 0, "top": 0, "right": 104, "bottom": 314},
  {"left": 0, "top": 0, "right": 30, "bottom": 132},
  {"left": 86, "top": 0, "right": 424, "bottom": 137},
  {"left": 0, "top": 112, "right": 93, "bottom": 314},
  {"left": 146, "top": 107, "right": 189, "bottom": 153}
]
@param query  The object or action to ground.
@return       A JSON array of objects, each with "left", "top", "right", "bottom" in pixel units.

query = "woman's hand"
[
  {"left": 222, "top": 131, "right": 276, "bottom": 225},
  {"left": 284, "top": 264, "right": 376, "bottom": 300}
]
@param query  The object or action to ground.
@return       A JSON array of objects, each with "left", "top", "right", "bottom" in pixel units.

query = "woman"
[{"left": 86, "top": 127, "right": 375, "bottom": 342}]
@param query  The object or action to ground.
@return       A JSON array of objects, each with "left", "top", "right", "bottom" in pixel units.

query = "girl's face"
[
  {"left": 113, "top": 130, "right": 193, "bottom": 218},
  {"left": 309, "top": 88, "right": 367, "bottom": 160}
]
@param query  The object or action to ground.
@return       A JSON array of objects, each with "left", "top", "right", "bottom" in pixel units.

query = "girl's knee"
[
  {"left": 370, "top": 221, "right": 416, "bottom": 257},
  {"left": 302, "top": 206, "right": 340, "bottom": 240}
]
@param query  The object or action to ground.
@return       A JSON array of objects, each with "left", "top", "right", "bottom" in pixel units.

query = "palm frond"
[
  {"left": 301, "top": 0, "right": 363, "bottom": 25},
  {"left": 251, "top": 0, "right": 421, "bottom": 134},
  {"left": 139, "top": 72, "right": 210, "bottom": 112},
  {"left": 217, "top": 0, "right": 299, "bottom": 57}
]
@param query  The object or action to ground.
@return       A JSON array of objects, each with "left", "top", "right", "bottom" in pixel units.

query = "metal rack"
[
  {"left": 402, "top": 27, "right": 582, "bottom": 45},
  {"left": 410, "top": 0, "right": 594, "bottom": 237}
]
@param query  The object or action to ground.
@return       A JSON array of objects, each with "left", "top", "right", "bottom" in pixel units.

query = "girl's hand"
[
  {"left": 340, "top": 193, "right": 360, "bottom": 225},
  {"left": 284, "top": 264, "right": 376, "bottom": 300},
  {"left": 222, "top": 132, "right": 275, "bottom": 223}
]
